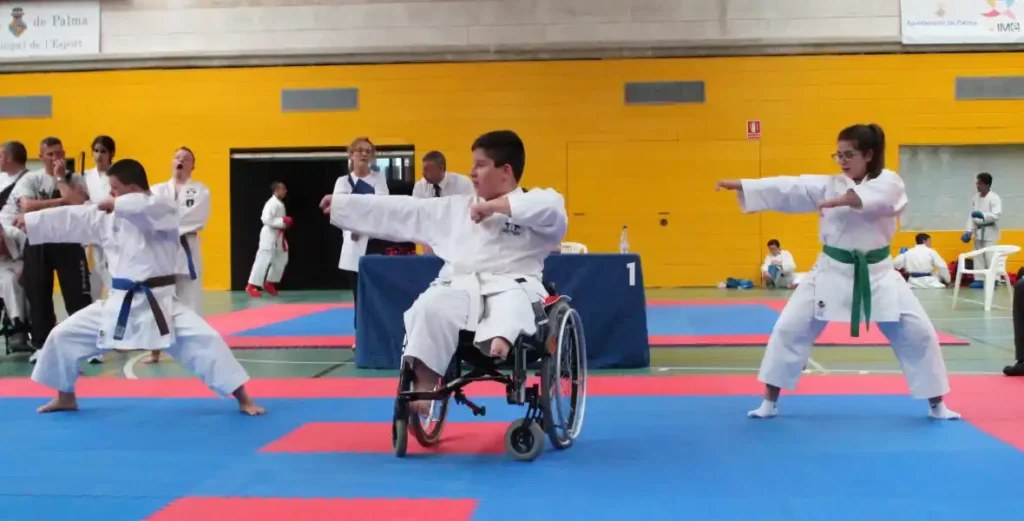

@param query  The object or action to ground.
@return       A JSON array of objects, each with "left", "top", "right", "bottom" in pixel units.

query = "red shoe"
[
  {"left": 264, "top": 282, "right": 279, "bottom": 296},
  {"left": 246, "top": 284, "right": 262, "bottom": 297}
]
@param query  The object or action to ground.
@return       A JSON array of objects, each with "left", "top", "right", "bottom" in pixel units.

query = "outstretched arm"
[
  {"left": 323, "top": 193, "right": 453, "bottom": 246},
  {"left": 110, "top": 193, "right": 179, "bottom": 232},
  {"left": 22, "top": 204, "right": 105, "bottom": 245},
  {"left": 716, "top": 175, "right": 832, "bottom": 214},
  {"left": 471, "top": 188, "right": 568, "bottom": 241},
  {"left": 819, "top": 171, "right": 907, "bottom": 215}
]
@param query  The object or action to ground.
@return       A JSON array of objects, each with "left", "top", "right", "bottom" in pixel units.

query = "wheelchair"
[{"left": 391, "top": 284, "right": 587, "bottom": 462}]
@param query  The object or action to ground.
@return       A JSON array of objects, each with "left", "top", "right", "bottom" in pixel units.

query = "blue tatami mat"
[{"left": 0, "top": 395, "right": 1021, "bottom": 520}]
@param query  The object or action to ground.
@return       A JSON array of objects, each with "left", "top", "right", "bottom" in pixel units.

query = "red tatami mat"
[
  {"left": 144, "top": 497, "right": 478, "bottom": 521},
  {"left": 205, "top": 303, "right": 351, "bottom": 336},
  {"left": 2, "top": 375, "right": 1021, "bottom": 399},
  {"left": 226, "top": 335, "right": 353, "bottom": 348},
  {"left": 260, "top": 422, "right": 507, "bottom": 454}
]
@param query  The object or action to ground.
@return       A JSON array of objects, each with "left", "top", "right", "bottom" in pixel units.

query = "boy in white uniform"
[
  {"left": 149, "top": 147, "right": 210, "bottom": 363},
  {"left": 893, "top": 233, "right": 950, "bottom": 289},
  {"left": 21, "top": 159, "right": 264, "bottom": 416},
  {"left": 761, "top": 239, "right": 797, "bottom": 288},
  {"left": 246, "top": 181, "right": 291, "bottom": 297},
  {"left": 716, "top": 123, "right": 959, "bottom": 421},
  {"left": 321, "top": 130, "right": 567, "bottom": 416},
  {"left": 962, "top": 172, "right": 1001, "bottom": 287}
]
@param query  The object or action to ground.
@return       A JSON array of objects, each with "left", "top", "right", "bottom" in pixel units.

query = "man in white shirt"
[
  {"left": 761, "top": 239, "right": 796, "bottom": 288},
  {"left": 893, "top": 233, "right": 950, "bottom": 289},
  {"left": 412, "top": 151, "right": 475, "bottom": 199},
  {"left": 411, "top": 151, "right": 474, "bottom": 254},
  {"left": 962, "top": 172, "right": 1001, "bottom": 287}
]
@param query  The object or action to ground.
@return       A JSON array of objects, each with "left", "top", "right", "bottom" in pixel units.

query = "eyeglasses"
[{"left": 831, "top": 150, "right": 859, "bottom": 162}]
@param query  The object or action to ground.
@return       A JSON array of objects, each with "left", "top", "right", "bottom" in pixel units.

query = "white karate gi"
[
  {"left": 761, "top": 250, "right": 796, "bottom": 288},
  {"left": 247, "top": 195, "right": 289, "bottom": 287},
  {"left": 151, "top": 179, "right": 211, "bottom": 312},
  {"left": 0, "top": 169, "right": 28, "bottom": 226},
  {"left": 893, "top": 245, "right": 950, "bottom": 289},
  {"left": 0, "top": 224, "right": 27, "bottom": 321},
  {"left": 966, "top": 191, "right": 1002, "bottom": 280},
  {"left": 328, "top": 187, "right": 568, "bottom": 375},
  {"left": 411, "top": 172, "right": 476, "bottom": 199},
  {"left": 333, "top": 171, "right": 389, "bottom": 272},
  {"left": 26, "top": 193, "right": 249, "bottom": 396},
  {"left": 737, "top": 170, "right": 950, "bottom": 399},
  {"left": 83, "top": 167, "right": 113, "bottom": 299}
]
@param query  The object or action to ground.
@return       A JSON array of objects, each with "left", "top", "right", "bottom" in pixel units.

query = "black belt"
[{"left": 180, "top": 234, "right": 197, "bottom": 280}]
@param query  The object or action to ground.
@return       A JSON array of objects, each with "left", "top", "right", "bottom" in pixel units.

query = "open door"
[{"left": 229, "top": 147, "right": 415, "bottom": 291}]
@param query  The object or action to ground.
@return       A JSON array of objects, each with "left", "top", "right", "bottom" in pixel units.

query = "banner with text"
[
  {"left": 901, "top": 0, "right": 1024, "bottom": 44},
  {"left": 1, "top": 1, "right": 100, "bottom": 59}
]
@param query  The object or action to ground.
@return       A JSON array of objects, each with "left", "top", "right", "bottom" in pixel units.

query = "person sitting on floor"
[
  {"left": 893, "top": 233, "right": 950, "bottom": 289},
  {"left": 761, "top": 239, "right": 796, "bottom": 289}
]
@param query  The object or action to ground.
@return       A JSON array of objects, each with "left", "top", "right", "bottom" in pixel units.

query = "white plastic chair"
[
  {"left": 560, "top": 242, "right": 588, "bottom": 254},
  {"left": 952, "top": 244, "right": 1021, "bottom": 310}
]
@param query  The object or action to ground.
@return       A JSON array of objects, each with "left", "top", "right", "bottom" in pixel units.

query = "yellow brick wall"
[{"left": 1, "top": 53, "right": 1020, "bottom": 289}]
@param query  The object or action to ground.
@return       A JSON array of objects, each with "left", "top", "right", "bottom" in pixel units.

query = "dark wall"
[{"left": 229, "top": 158, "right": 348, "bottom": 291}]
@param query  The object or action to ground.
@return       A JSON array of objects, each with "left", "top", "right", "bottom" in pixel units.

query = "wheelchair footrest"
[{"left": 453, "top": 390, "right": 486, "bottom": 417}]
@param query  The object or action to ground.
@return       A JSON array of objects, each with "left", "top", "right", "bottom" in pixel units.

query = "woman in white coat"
[
  {"left": 715, "top": 124, "right": 960, "bottom": 421},
  {"left": 333, "top": 137, "right": 388, "bottom": 339}
]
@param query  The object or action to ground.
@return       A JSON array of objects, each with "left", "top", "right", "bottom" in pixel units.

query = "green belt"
[{"left": 822, "top": 245, "right": 891, "bottom": 337}]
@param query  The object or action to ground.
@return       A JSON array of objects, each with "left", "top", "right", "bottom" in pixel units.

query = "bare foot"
[
  {"left": 141, "top": 351, "right": 161, "bottom": 364},
  {"left": 239, "top": 401, "right": 266, "bottom": 416},
  {"left": 38, "top": 392, "right": 78, "bottom": 413},
  {"left": 489, "top": 338, "right": 511, "bottom": 359}
]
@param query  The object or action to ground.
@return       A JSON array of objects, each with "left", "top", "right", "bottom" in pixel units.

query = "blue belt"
[
  {"left": 909, "top": 272, "right": 933, "bottom": 278},
  {"left": 179, "top": 234, "right": 197, "bottom": 280},
  {"left": 111, "top": 275, "right": 176, "bottom": 341}
]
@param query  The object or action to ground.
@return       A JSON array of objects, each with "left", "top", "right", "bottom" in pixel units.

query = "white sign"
[
  {"left": 901, "top": 0, "right": 1024, "bottom": 44},
  {"left": 0, "top": 2, "right": 100, "bottom": 58}
]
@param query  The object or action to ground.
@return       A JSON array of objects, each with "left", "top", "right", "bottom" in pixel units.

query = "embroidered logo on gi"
[
  {"left": 500, "top": 221, "right": 523, "bottom": 236},
  {"left": 8, "top": 7, "right": 26, "bottom": 38},
  {"left": 185, "top": 198, "right": 194, "bottom": 208}
]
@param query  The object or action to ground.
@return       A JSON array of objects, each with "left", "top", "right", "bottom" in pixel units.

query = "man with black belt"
[
  {"left": 19, "top": 158, "right": 263, "bottom": 415},
  {"left": 10, "top": 137, "right": 92, "bottom": 363}
]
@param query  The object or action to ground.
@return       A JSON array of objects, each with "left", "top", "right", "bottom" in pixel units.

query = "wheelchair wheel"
[
  {"left": 409, "top": 361, "right": 455, "bottom": 447},
  {"left": 504, "top": 418, "right": 546, "bottom": 462},
  {"left": 540, "top": 300, "right": 588, "bottom": 450},
  {"left": 392, "top": 368, "right": 413, "bottom": 457}
]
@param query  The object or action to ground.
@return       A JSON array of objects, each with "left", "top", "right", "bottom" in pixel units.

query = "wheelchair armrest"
[{"left": 543, "top": 281, "right": 557, "bottom": 296}]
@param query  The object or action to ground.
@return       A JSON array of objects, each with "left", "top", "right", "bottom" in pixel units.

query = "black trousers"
[
  {"left": 1013, "top": 278, "right": 1024, "bottom": 362},
  {"left": 23, "top": 242, "right": 93, "bottom": 347}
]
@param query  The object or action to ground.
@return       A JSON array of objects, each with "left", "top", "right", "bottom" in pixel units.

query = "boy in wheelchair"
[{"left": 320, "top": 130, "right": 568, "bottom": 416}]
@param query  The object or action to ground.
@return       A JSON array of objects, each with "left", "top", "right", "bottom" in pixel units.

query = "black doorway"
[{"left": 229, "top": 147, "right": 416, "bottom": 291}]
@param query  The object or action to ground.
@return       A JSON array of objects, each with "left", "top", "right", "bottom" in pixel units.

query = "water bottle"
[{"left": 619, "top": 226, "right": 629, "bottom": 254}]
